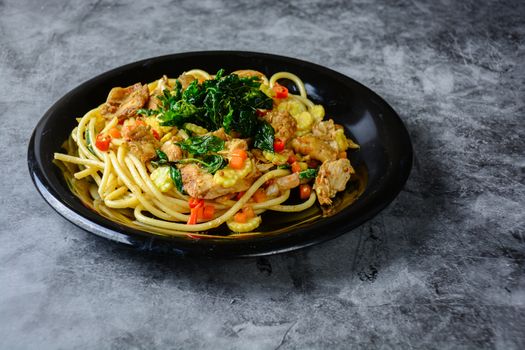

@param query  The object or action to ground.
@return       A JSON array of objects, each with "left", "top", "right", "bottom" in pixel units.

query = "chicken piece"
[
  {"left": 180, "top": 164, "right": 214, "bottom": 199},
  {"left": 180, "top": 163, "right": 258, "bottom": 199},
  {"left": 314, "top": 159, "right": 354, "bottom": 205},
  {"left": 160, "top": 139, "right": 183, "bottom": 162},
  {"left": 312, "top": 120, "right": 338, "bottom": 140},
  {"left": 276, "top": 173, "right": 300, "bottom": 190},
  {"left": 177, "top": 73, "right": 196, "bottom": 89},
  {"left": 123, "top": 125, "right": 159, "bottom": 162},
  {"left": 206, "top": 176, "right": 256, "bottom": 199},
  {"left": 262, "top": 110, "right": 297, "bottom": 143},
  {"left": 224, "top": 138, "right": 248, "bottom": 153},
  {"left": 100, "top": 83, "right": 149, "bottom": 121},
  {"left": 211, "top": 128, "right": 231, "bottom": 141},
  {"left": 147, "top": 75, "right": 172, "bottom": 110},
  {"left": 291, "top": 135, "right": 338, "bottom": 163},
  {"left": 313, "top": 120, "right": 355, "bottom": 153}
]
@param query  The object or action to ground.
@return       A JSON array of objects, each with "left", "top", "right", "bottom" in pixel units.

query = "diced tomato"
[
  {"left": 196, "top": 206, "right": 204, "bottom": 220},
  {"left": 234, "top": 211, "right": 247, "bottom": 223},
  {"left": 152, "top": 129, "right": 160, "bottom": 140},
  {"left": 231, "top": 149, "right": 248, "bottom": 160},
  {"left": 306, "top": 159, "right": 320, "bottom": 169},
  {"left": 243, "top": 206, "right": 255, "bottom": 219},
  {"left": 229, "top": 156, "right": 245, "bottom": 170},
  {"left": 273, "top": 138, "right": 285, "bottom": 153},
  {"left": 273, "top": 84, "right": 288, "bottom": 99},
  {"left": 189, "top": 197, "right": 204, "bottom": 209},
  {"left": 287, "top": 154, "right": 297, "bottom": 164},
  {"left": 95, "top": 133, "right": 111, "bottom": 151},
  {"left": 236, "top": 191, "right": 246, "bottom": 200},
  {"left": 202, "top": 205, "right": 215, "bottom": 220},
  {"left": 187, "top": 208, "right": 199, "bottom": 225},
  {"left": 299, "top": 184, "right": 312, "bottom": 200},
  {"left": 253, "top": 189, "right": 267, "bottom": 203},
  {"left": 108, "top": 127, "right": 121, "bottom": 138},
  {"left": 135, "top": 119, "right": 147, "bottom": 126},
  {"left": 291, "top": 162, "right": 301, "bottom": 173}
]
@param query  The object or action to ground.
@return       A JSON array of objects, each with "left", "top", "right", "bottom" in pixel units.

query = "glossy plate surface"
[{"left": 28, "top": 51, "right": 412, "bottom": 258}]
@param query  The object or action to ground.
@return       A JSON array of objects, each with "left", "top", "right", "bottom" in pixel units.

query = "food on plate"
[{"left": 54, "top": 69, "right": 361, "bottom": 237}]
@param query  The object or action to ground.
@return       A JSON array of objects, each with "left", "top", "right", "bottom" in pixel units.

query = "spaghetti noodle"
[{"left": 54, "top": 69, "right": 360, "bottom": 238}]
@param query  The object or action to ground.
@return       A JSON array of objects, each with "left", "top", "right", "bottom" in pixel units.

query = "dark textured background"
[{"left": 1, "top": 0, "right": 524, "bottom": 349}]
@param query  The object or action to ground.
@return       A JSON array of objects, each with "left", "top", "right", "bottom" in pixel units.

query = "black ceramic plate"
[{"left": 28, "top": 51, "right": 412, "bottom": 258}]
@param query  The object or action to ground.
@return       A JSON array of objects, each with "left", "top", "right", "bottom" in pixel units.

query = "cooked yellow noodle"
[
  {"left": 54, "top": 153, "right": 104, "bottom": 168},
  {"left": 73, "top": 167, "right": 99, "bottom": 180},
  {"left": 55, "top": 69, "right": 361, "bottom": 238},
  {"left": 269, "top": 72, "right": 307, "bottom": 98},
  {"left": 132, "top": 169, "right": 289, "bottom": 232},
  {"left": 268, "top": 192, "right": 317, "bottom": 212}
]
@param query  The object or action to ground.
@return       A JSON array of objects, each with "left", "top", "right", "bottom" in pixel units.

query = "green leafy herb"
[
  {"left": 298, "top": 168, "right": 319, "bottom": 180},
  {"left": 178, "top": 155, "right": 226, "bottom": 174},
  {"left": 169, "top": 166, "right": 184, "bottom": 193},
  {"left": 136, "top": 70, "right": 274, "bottom": 143},
  {"left": 151, "top": 149, "right": 169, "bottom": 167},
  {"left": 201, "top": 154, "right": 227, "bottom": 173},
  {"left": 178, "top": 135, "right": 225, "bottom": 155},
  {"left": 253, "top": 120, "right": 275, "bottom": 152},
  {"left": 136, "top": 108, "right": 158, "bottom": 117},
  {"left": 158, "top": 100, "right": 201, "bottom": 127},
  {"left": 157, "top": 149, "right": 168, "bottom": 162},
  {"left": 85, "top": 130, "right": 95, "bottom": 155},
  {"left": 277, "top": 164, "right": 291, "bottom": 170}
]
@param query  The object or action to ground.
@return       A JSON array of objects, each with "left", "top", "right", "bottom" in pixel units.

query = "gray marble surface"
[{"left": 1, "top": 0, "right": 524, "bottom": 349}]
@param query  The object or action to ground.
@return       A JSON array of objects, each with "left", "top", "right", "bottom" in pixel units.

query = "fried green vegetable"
[{"left": 138, "top": 70, "right": 275, "bottom": 151}]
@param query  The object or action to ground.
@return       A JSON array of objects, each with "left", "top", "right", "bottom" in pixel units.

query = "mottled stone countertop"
[{"left": 1, "top": 0, "right": 524, "bottom": 349}]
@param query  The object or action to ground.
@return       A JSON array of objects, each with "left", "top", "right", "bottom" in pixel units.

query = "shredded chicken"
[
  {"left": 251, "top": 149, "right": 268, "bottom": 164},
  {"left": 224, "top": 138, "right": 248, "bottom": 153},
  {"left": 314, "top": 159, "right": 354, "bottom": 205},
  {"left": 147, "top": 75, "right": 172, "bottom": 110},
  {"left": 123, "top": 125, "right": 159, "bottom": 162},
  {"left": 262, "top": 110, "right": 297, "bottom": 143},
  {"left": 160, "top": 139, "right": 183, "bottom": 162},
  {"left": 255, "top": 162, "right": 274, "bottom": 172},
  {"left": 100, "top": 83, "right": 149, "bottom": 121},
  {"left": 180, "top": 163, "right": 259, "bottom": 199},
  {"left": 211, "top": 128, "right": 231, "bottom": 141},
  {"left": 291, "top": 135, "right": 338, "bottom": 163},
  {"left": 276, "top": 173, "right": 300, "bottom": 190},
  {"left": 312, "top": 120, "right": 338, "bottom": 140},
  {"left": 177, "top": 73, "right": 196, "bottom": 89}
]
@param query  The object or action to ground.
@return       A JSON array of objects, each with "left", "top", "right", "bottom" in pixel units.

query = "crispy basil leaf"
[
  {"left": 202, "top": 154, "right": 227, "bottom": 174},
  {"left": 178, "top": 135, "right": 225, "bottom": 155},
  {"left": 253, "top": 120, "right": 275, "bottom": 152},
  {"left": 169, "top": 166, "right": 184, "bottom": 193},
  {"left": 151, "top": 149, "right": 169, "bottom": 167},
  {"left": 298, "top": 168, "right": 318, "bottom": 180},
  {"left": 135, "top": 69, "right": 274, "bottom": 141}
]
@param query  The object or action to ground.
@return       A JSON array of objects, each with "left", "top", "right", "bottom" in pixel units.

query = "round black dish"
[{"left": 28, "top": 51, "right": 412, "bottom": 258}]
